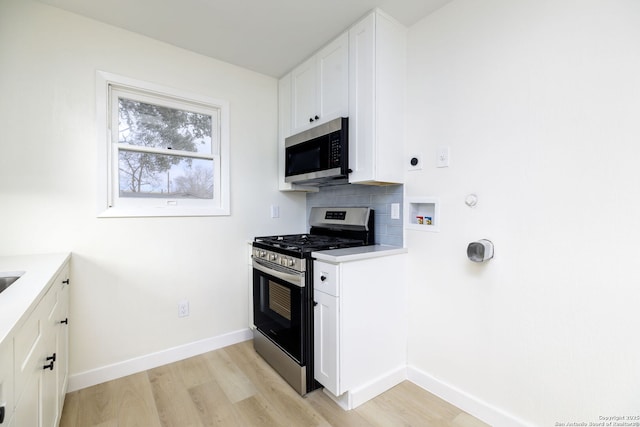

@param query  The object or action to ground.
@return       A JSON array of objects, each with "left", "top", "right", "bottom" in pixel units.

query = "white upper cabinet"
[
  {"left": 348, "top": 10, "right": 406, "bottom": 185},
  {"left": 291, "top": 57, "right": 317, "bottom": 133},
  {"left": 290, "top": 32, "right": 349, "bottom": 135},
  {"left": 278, "top": 73, "right": 293, "bottom": 191},
  {"left": 278, "top": 9, "right": 406, "bottom": 190}
]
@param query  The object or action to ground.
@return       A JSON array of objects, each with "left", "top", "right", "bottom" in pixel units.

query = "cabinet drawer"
[{"left": 314, "top": 261, "right": 339, "bottom": 297}]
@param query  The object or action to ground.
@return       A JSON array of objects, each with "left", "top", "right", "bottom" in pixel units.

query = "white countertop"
[
  {"left": 0, "top": 252, "right": 71, "bottom": 344},
  {"left": 312, "top": 244, "right": 407, "bottom": 263}
]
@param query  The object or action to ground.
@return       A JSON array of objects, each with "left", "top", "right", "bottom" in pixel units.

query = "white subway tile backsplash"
[{"left": 306, "top": 184, "right": 404, "bottom": 246}]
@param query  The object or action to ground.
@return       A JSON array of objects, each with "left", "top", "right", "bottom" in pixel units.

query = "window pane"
[
  {"left": 118, "top": 97, "right": 213, "bottom": 154},
  {"left": 119, "top": 151, "right": 214, "bottom": 199}
]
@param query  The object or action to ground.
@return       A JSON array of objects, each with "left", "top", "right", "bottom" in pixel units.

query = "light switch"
[{"left": 270, "top": 205, "right": 280, "bottom": 218}]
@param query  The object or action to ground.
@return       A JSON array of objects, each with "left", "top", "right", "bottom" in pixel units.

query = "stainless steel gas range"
[{"left": 251, "top": 207, "right": 374, "bottom": 395}]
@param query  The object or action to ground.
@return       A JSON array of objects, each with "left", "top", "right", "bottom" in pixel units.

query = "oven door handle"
[{"left": 252, "top": 258, "right": 305, "bottom": 288}]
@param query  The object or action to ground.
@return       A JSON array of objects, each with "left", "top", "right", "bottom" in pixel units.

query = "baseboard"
[
  {"left": 349, "top": 365, "right": 407, "bottom": 409},
  {"left": 407, "top": 365, "right": 532, "bottom": 427},
  {"left": 67, "top": 328, "right": 253, "bottom": 392},
  {"left": 324, "top": 365, "right": 407, "bottom": 410}
]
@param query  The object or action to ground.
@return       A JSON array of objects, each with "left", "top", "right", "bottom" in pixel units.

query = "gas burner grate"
[{"left": 254, "top": 234, "right": 366, "bottom": 253}]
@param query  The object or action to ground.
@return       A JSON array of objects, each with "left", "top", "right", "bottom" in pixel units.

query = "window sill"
[{"left": 97, "top": 206, "right": 230, "bottom": 218}]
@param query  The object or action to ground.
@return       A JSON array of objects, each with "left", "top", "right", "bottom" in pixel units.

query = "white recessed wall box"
[{"left": 405, "top": 197, "right": 440, "bottom": 232}]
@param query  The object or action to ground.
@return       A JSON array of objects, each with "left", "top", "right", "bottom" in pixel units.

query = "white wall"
[
  {"left": 0, "top": 0, "right": 306, "bottom": 386},
  {"left": 405, "top": 0, "right": 640, "bottom": 425}
]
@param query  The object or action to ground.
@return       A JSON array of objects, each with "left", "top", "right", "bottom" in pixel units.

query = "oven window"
[
  {"left": 253, "top": 270, "right": 304, "bottom": 363},
  {"left": 268, "top": 281, "right": 292, "bottom": 320}
]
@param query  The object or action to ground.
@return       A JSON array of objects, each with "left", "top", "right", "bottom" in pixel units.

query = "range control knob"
[
  {"left": 288, "top": 259, "right": 295, "bottom": 267},
  {"left": 270, "top": 253, "right": 277, "bottom": 261}
]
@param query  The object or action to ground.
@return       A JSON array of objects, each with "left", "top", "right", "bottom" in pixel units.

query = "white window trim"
[{"left": 96, "top": 71, "right": 230, "bottom": 217}]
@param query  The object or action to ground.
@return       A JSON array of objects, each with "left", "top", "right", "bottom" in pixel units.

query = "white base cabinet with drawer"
[
  {"left": 313, "top": 253, "right": 407, "bottom": 410},
  {"left": 9, "top": 260, "right": 70, "bottom": 427}
]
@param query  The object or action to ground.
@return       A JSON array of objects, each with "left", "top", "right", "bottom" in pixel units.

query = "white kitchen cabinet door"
[
  {"left": 52, "top": 265, "right": 70, "bottom": 422},
  {"left": 290, "top": 32, "right": 349, "bottom": 135},
  {"left": 41, "top": 265, "right": 69, "bottom": 427},
  {"left": 40, "top": 333, "right": 57, "bottom": 427},
  {"left": 13, "top": 371, "right": 40, "bottom": 427},
  {"left": 348, "top": 10, "right": 406, "bottom": 185},
  {"left": 313, "top": 289, "right": 339, "bottom": 396},
  {"left": 278, "top": 73, "right": 293, "bottom": 191},
  {"left": 316, "top": 32, "right": 349, "bottom": 125},
  {"left": 290, "top": 57, "right": 317, "bottom": 134},
  {"left": 14, "top": 313, "right": 46, "bottom": 427},
  {"left": 348, "top": 13, "right": 376, "bottom": 184}
]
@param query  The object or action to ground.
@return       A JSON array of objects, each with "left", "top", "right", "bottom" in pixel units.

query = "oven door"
[{"left": 252, "top": 258, "right": 305, "bottom": 364}]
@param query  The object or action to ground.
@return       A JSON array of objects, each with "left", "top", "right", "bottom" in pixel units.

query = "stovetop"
[
  {"left": 253, "top": 207, "right": 375, "bottom": 258},
  {"left": 254, "top": 233, "right": 367, "bottom": 254}
]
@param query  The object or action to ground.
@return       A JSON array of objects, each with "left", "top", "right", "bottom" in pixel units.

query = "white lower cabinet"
[
  {"left": 313, "top": 279, "right": 339, "bottom": 394},
  {"left": 12, "top": 261, "right": 70, "bottom": 427},
  {"left": 0, "top": 338, "right": 14, "bottom": 426},
  {"left": 313, "top": 252, "right": 407, "bottom": 409},
  {"left": 51, "top": 271, "right": 70, "bottom": 419}
]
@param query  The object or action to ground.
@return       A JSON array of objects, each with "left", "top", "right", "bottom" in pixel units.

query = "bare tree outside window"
[{"left": 117, "top": 98, "right": 214, "bottom": 199}]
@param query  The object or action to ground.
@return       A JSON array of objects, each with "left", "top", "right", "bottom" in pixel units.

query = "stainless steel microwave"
[{"left": 285, "top": 117, "right": 349, "bottom": 186}]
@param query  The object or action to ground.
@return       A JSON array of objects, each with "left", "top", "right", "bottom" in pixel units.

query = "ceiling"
[{"left": 36, "top": 0, "right": 451, "bottom": 78}]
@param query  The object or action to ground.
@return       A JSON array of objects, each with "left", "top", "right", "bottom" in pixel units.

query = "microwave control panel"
[{"left": 329, "top": 132, "right": 342, "bottom": 167}]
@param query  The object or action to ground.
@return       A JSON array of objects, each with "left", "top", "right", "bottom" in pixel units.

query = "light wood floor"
[{"left": 60, "top": 340, "right": 490, "bottom": 427}]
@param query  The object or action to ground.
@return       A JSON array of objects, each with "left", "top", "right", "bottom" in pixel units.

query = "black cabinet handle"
[
  {"left": 0, "top": 405, "right": 5, "bottom": 424},
  {"left": 43, "top": 353, "right": 56, "bottom": 370},
  {"left": 309, "top": 117, "right": 314, "bottom": 123},
  {"left": 320, "top": 275, "right": 327, "bottom": 281},
  {"left": 61, "top": 318, "right": 68, "bottom": 325},
  {"left": 62, "top": 279, "right": 70, "bottom": 284},
  {"left": 314, "top": 115, "right": 319, "bottom": 120}
]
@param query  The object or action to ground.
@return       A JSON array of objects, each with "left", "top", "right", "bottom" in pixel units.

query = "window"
[{"left": 96, "top": 72, "right": 229, "bottom": 217}]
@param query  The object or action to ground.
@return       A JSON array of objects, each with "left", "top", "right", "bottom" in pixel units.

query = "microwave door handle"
[{"left": 252, "top": 258, "right": 304, "bottom": 287}]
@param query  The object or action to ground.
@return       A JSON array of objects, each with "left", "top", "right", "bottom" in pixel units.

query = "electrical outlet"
[
  {"left": 391, "top": 203, "right": 400, "bottom": 219},
  {"left": 178, "top": 300, "right": 189, "bottom": 318},
  {"left": 436, "top": 147, "right": 450, "bottom": 168}
]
